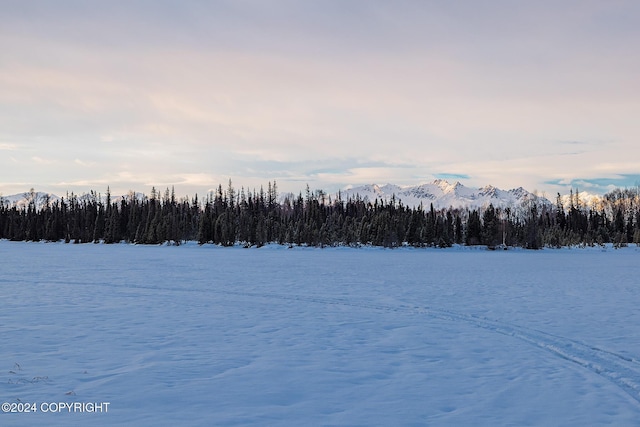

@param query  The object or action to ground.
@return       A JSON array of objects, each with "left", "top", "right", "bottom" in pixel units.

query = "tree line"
[{"left": 1, "top": 182, "right": 640, "bottom": 249}]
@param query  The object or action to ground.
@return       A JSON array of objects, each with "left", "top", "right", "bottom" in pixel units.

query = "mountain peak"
[
  {"left": 341, "top": 180, "right": 549, "bottom": 210},
  {"left": 0, "top": 191, "right": 60, "bottom": 210},
  {"left": 432, "top": 179, "right": 457, "bottom": 193}
]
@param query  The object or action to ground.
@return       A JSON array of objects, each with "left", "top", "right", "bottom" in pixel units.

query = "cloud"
[
  {"left": 32, "top": 156, "right": 55, "bottom": 165},
  {"left": 74, "top": 158, "right": 97, "bottom": 167},
  {"left": 434, "top": 173, "right": 471, "bottom": 181},
  {"left": 53, "top": 179, "right": 111, "bottom": 189},
  {"left": 559, "top": 140, "right": 591, "bottom": 145},
  {"left": 546, "top": 175, "right": 640, "bottom": 193},
  {"left": 1, "top": 2, "right": 639, "bottom": 198}
]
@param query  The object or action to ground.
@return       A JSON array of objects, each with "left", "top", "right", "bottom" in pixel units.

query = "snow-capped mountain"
[
  {"left": 340, "top": 180, "right": 550, "bottom": 210},
  {"left": 559, "top": 191, "right": 603, "bottom": 210},
  {"left": 0, "top": 191, "right": 61, "bottom": 210},
  {"left": 0, "top": 191, "right": 146, "bottom": 209},
  {"left": 1, "top": 182, "right": 597, "bottom": 212}
]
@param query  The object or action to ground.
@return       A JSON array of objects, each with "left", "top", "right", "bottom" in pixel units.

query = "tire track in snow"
[
  {"left": 216, "top": 289, "right": 640, "bottom": 405},
  {"left": 8, "top": 276, "right": 640, "bottom": 405},
  {"left": 414, "top": 306, "right": 640, "bottom": 405}
]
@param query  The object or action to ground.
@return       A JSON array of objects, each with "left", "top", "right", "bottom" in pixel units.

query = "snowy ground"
[{"left": 1, "top": 241, "right": 640, "bottom": 426}]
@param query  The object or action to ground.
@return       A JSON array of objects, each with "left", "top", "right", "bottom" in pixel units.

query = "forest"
[{"left": 1, "top": 181, "right": 640, "bottom": 249}]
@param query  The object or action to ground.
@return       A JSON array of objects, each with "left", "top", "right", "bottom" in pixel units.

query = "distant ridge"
[
  {"left": 0, "top": 191, "right": 60, "bottom": 210},
  {"left": 1, "top": 181, "right": 603, "bottom": 211},
  {"left": 340, "top": 180, "right": 550, "bottom": 210},
  {"left": 0, "top": 191, "right": 144, "bottom": 210}
]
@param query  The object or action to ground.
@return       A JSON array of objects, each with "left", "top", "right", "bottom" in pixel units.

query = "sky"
[{"left": 1, "top": 1, "right": 639, "bottom": 199}]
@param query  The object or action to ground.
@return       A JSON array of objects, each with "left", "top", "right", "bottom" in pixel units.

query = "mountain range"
[
  {"left": 339, "top": 180, "right": 550, "bottom": 210},
  {"left": 0, "top": 191, "right": 61, "bottom": 210},
  {"left": 2, "top": 180, "right": 601, "bottom": 211}
]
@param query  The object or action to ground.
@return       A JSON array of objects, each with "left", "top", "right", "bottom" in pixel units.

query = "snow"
[
  {"left": 341, "top": 180, "right": 550, "bottom": 210},
  {"left": 2, "top": 241, "right": 640, "bottom": 426},
  {"left": 0, "top": 192, "right": 60, "bottom": 210}
]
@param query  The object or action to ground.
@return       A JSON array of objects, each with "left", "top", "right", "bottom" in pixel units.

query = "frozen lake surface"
[{"left": 2, "top": 241, "right": 640, "bottom": 426}]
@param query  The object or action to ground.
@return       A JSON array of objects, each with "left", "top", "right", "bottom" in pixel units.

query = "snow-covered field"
[{"left": 2, "top": 241, "right": 640, "bottom": 426}]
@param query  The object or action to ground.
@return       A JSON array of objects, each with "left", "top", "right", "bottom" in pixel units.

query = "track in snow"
[
  {"left": 216, "top": 288, "right": 640, "bottom": 406},
  {"left": 7, "top": 276, "right": 640, "bottom": 406}
]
